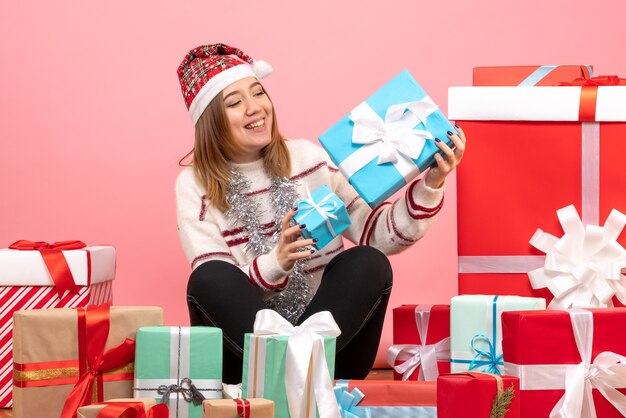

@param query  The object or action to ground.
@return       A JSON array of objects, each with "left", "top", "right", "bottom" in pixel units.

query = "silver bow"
[{"left": 157, "top": 377, "right": 206, "bottom": 406}]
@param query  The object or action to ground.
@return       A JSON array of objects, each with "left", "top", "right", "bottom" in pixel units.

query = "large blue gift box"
[
  {"left": 319, "top": 70, "right": 457, "bottom": 208},
  {"left": 293, "top": 184, "right": 351, "bottom": 250}
]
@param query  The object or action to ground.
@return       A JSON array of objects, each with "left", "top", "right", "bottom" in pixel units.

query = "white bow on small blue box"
[{"left": 294, "top": 184, "right": 351, "bottom": 250}]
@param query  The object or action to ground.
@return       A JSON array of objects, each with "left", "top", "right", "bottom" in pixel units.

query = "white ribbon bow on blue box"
[
  {"left": 294, "top": 184, "right": 352, "bottom": 250},
  {"left": 319, "top": 70, "right": 457, "bottom": 208}
]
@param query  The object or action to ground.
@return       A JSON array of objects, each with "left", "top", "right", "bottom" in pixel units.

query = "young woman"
[{"left": 176, "top": 43, "right": 465, "bottom": 384}]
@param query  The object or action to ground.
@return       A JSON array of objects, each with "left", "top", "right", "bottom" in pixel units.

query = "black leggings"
[{"left": 186, "top": 246, "right": 393, "bottom": 384}]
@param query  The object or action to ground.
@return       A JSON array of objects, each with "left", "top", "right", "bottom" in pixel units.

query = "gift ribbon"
[
  {"left": 133, "top": 327, "right": 222, "bottom": 418},
  {"left": 334, "top": 382, "right": 370, "bottom": 418},
  {"left": 96, "top": 401, "right": 169, "bottom": 418},
  {"left": 338, "top": 98, "right": 438, "bottom": 183},
  {"left": 298, "top": 184, "right": 339, "bottom": 238},
  {"left": 518, "top": 65, "right": 559, "bottom": 87},
  {"left": 516, "top": 65, "right": 593, "bottom": 87},
  {"left": 9, "top": 239, "right": 86, "bottom": 297},
  {"left": 557, "top": 76, "right": 626, "bottom": 122},
  {"left": 450, "top": 296, "right": 504, "bottom": 374},
  {"left": 234, "top": 399, "right": 251, "bottom": 418},
  {"left": 252, "top": 309, "right": 342, "bottom": 418},
  {"left": 60, "top": 303, "right": 136, "bottom": 418},
  {"left": 504, "top": 310, "right": 626, "bottom": 418},
  {"left": 527, "top": 205, "right": 626, "bottom": 309},
  {"left": 387, "top": 305, "right": 450, "bottom": 381}
]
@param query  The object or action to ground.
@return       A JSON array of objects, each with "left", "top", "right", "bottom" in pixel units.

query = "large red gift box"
[
  {"left": 501, "top": 308, "right": 626, "bottom": 418},
  {"left": 389, "top": 305, "right": 450, "bottom": 381},
  {"left": 0, "top": 242, "right": 115, "bottom": 407},
  {"left": 473, "top": 64, "right": 592, "bottom": 86},
  {"left": 437, "top": 372, "right": 520, "bottom": 418},
  {"left": 448, "top": 77, "right": 626, "bottom": 301}
]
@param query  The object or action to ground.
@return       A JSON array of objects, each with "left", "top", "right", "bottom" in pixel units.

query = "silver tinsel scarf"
[{"left": 225, "top": 170, "right": 313, "bottom": 324}]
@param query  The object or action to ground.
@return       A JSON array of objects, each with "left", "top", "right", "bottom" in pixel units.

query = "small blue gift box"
[
  {"left": 293, "top": 184, "right": 351, "bottom": 250},
  {"left": 319, "top": 70, "right": 457, "bottom": 208}
]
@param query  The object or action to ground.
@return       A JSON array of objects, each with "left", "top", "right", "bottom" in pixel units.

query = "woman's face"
[{"left": 222, "top": 76, "right": 274, "bottom": 163}]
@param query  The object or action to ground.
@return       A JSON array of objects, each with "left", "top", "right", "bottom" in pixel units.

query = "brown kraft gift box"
[
  {"left": 203, "top": 398, "right": 274, "bottom": 417},
  {"left": 12, "top": 305, "right": 163, "bottom": 418}
]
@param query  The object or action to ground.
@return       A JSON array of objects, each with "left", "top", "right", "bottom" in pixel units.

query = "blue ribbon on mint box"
[
  {"left": 450, "top": 296, "right": 504, "bottom": 375},
  {"left": 319, "top": 70, "right": 457, "bottom": 208}
]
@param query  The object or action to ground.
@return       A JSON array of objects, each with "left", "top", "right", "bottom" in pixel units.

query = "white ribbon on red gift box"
[
  {"left": 527, "top": 205, "right": 626, "bottom": 309},
  {"left": 252, "top": 309, "right": 341, "bottom": 418},
  {"left": 338, "top": 98, "right": 438, "bottom": 183},
  {"left": 504, "top": 309, "right": 626, "bottom": 418},
  {"left": 386, "top": 305, "right": 450, "bottom": 381}
]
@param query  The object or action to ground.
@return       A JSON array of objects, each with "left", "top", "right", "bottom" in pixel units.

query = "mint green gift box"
[
  {"left": 242, "top": 333, "right": 336, "bottom": 418},
  {"left": 133, "top": 326, "right": 223, "bottom": 418},
  {"left": 450, "top": 295, "right": 545, "bottom": 375}
]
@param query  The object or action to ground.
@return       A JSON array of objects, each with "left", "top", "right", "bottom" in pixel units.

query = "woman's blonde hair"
[{"left": 179, "top": 88, "right": 291, "bottom": 211}]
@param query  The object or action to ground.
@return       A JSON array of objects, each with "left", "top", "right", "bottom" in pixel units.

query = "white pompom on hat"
[{"left": 177, "top": 43, "right": 273, "bottom": 124}]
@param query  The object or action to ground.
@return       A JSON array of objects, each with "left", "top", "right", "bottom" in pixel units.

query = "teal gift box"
[
  {"left": 242, "top": 333, "right": 337, "bottom": 418},
  {"left": 293, "top": 184, "right": 351, "bottom": 250},
  {"left": 133, "top": 326, "right": 223, "bottom": 418},
  {"left": 450, "top": 295, "right": 545, "bottom": 374},
  {"left": 319, "top": 69, "right": 457, "bottom": 208}
]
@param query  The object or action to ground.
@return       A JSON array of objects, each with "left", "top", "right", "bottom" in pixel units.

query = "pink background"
[{"left": 2, "top": 1, "right": 624, "bottom": 367}]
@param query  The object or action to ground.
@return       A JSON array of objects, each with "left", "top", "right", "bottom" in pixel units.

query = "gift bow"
[
  {"left": 61, "top": 303, "right": 136, "bottom": 418},
  {"left": 9, "top": 239, "right": 85, "bottom": 297},
  {"left": 340, "top": 99, "right": 438, "bottom": 181},
  {"left": 334, "top": 384, "right": 370, "bottom": 418},
  {"left": 96, "top": 402, "right": 169, "bottom": 418},
  {"left": 468, "top": 333, "right": 504, "bottom": 375},
  {"left": 558, "top": 75, "right": 626, "bottom": 86},
  {"left": 557, "top": 75, "right": 626, "bottom": 121},
  {"left": 387, "top": 306, "right": 450, "bottom": 381},
  {"left": 528, "top": 204, "right": 626, "bottom": 309},
  {"left": 157, "top": 377, "right": 205, "bottom": 406},
  {"left": 298, "top": 185, "right": 339, "bottom": 238},
  {"left": 253, "top": 309, "right": 342, "bottom": 418},
  {"left": 550, "top": 310, "right": 626, "bottom": 418}
]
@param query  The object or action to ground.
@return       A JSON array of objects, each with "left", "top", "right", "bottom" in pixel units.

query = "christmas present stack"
[
  {"left": 0, "top": 240, "right": 115, "bottom": 407},
  {"left": 448, "top": 66, "right": 626, "bottom": 300},
  {"left": 319, "top": 69, "right": 457, "bottom": 208},
  {"left": 11, "top": 304, "right": 163, "bottom": 418},
  {"left": 387, "top": 304, "right": 450, "bottom": 381},
  {"left": 438, "top": 65, "right": 626, "bottom": 416}
]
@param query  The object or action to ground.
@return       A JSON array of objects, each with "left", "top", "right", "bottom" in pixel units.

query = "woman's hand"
[
  {"left": 424, "top": 124, "right": 467, "bottom": 189},
  {"left": 276, "top": 208, "right": 317, "bottom": 271}
]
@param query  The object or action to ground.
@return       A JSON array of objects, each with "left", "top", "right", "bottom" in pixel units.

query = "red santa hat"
[{"left": 177, "top": 43, "right": 273, "bottom": 124}]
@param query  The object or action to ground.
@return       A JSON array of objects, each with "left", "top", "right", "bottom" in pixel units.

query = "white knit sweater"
[{"left": 175, "top": 139, "right": 444, "bottom": 299}]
